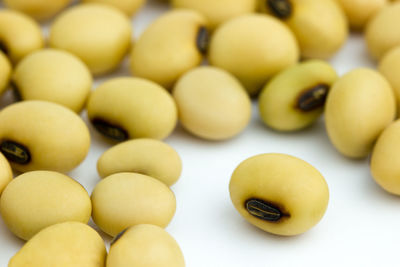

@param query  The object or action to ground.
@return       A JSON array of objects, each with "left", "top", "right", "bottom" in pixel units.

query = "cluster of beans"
[{"left": 0, "top": 0, "right": 400, "bottom": 266}]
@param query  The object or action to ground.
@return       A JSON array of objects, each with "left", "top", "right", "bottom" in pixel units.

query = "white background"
[{"left": 1, "top": 1, "right": 399, "bottom": 266}]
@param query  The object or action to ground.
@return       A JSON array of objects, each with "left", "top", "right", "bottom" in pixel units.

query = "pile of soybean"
[{"left": 0, "top": 0, "right": 400, "bottom": 266}]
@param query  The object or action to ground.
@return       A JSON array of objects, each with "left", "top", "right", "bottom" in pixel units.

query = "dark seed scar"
[
  {"left": 0, "top": 140, "right": 31, "bottom": 164},
  {"left": 246, "top": 198, "right": 289, "bottom": 222},
  {"left": 267, "top": 0, "right": 292, "bottom": 19},
  {"left": 196, "top": 26, "right": 209, "bottom": 55},
  {"left": 296, "top": 84, "right": 330, "bottom": 112},
  {"left": 92, "top": 118, "right": 129, "bottom": 142}
]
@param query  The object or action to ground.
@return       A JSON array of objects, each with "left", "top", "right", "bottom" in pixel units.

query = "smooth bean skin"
[
  {"left": 3, "top": 0, "right": 71, "bottom": 21},
  {"left": 107, "top": 224, "right": 185, "bottom": 267},
  {"left": 261, "top": 0, "right": 348, "bottom": 59},
  {"left": 0, "top": 9, "right": 44, "bottom": 63},
  {"left": 258, "top": 60, "right": 337, "bottom": 131},
  {"left": 366, "top": 2, "right": 400, "bottom": 60},
  {"left": 91, "top": 172, "right": 176, "bottom": 237},
  {"left": 229, "top": 153, "right": 329, "bottom": 236},
  {"left": 171, "top": 0, "right": 257, "bottom": 28},
  {"left": 209, "top": 14, "right": 299, "bottom": 95},
  {"left": 335, "top": 0, "right": 387, "bottom": 30},
  {"left": 97, "top": 138, "right": 182, "bottom": 186},
  {"left": 0, "top": 101, "right": 91, "bottom": 173},
  {"left": 0, "top": 51, "right": 11, "bottom": 96},
  {"left": 130, "top": 10, "right": 208, "bottom": 89},
  {"left": 371, "top": 120, "right": 400, "bottom": 195},
  {"left": 379, "top": 46, "right": 400, "bottom": 113},
  {"left": 0, "top": 153, "right": 12, "bottom": 195},
  {"left": 87, "top": 77, "right": 177, "bottom": 141},
  {"left": 325, "top": 68, "right": 396, "bottom": 158},
  {"left": 13, "top": 49, "right": 92, "bottom": 113},
  {"left": 173, "top": 66, "right": 251, "bottom": 140},
  {"left": 50, "top": 3, "right": 132, "bottom": 75},
  {"left": 0, "top": 171, "right": 92, "bottom": 240},
  {"left": 8, "top": 222, "right": 107, "bottom": 267},
  {"left": 82, "top": 0, "right": 145, "bottom": 16}
]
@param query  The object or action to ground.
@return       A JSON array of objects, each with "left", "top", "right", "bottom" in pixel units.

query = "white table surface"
[{"left": 1, "top": 1, "right": 398, "bottom": 266}]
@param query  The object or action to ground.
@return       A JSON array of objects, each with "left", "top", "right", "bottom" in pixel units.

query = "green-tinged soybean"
[
  {"left": 0, "top": 101, "right": 91, "bottom": 172},
  {"left": 335, "top": 0, "right": 387, "bottom": 30},
  {"left": 0, "top": 153, "right": 12, "bottom": 195},
  {"left": 209, "top": 14, "right": 299, "bottom": 95},
  {"left": 366, "top": 2, "right": 400, "bottom": 60},
  {"left": 0, "top": 51, "right": 11, "bottom": 96},
  {"left": 171, "top": 0, "right": 257, "bottom": 28},
  {"left": 87, "top": 77, "right": 177, "bottom": 141},
  {"left": 258, "top": 60, "right": 337, "bottom": 131},
  {"left": 97, "top": 139, "right": 182, "bottom": 186},
  {"left": 379, "top": 46, "right": 400, "bottom": 112},
  {"left": 260, "top": 0, "right": 348, "bottom": 59},
  {"left": 130, "top": 10, "right": 208, "bottom": 89},
  {"left": 4, "top": 0, "right": 71, "bottom": 21},
  {"left": 8, "top": 222, "right": 107, "bottom": 267},
  {"left": 12, "top": 49, "right": 92, "bottom": 113},
  {"left": 91, "top": 172, "right": 176, "bottom": 237},
  {"left": 107, "top": 224, "right": 185, "bottom": 267},
  {"left": 229, "top": 153, "right": 329, "bottom": 236},
  {"left": 0, "top": 171, "right": 91, "bottom": 240},
  {"left": 325, "top": 68, "right": 396, "bottom": 158},
  {"left": 50, "top": 3, "right": 132, "bottom": 75},
  {"left": 82, "top": 0, "right": 145, "bottom": 16},
  {"left": 173, "top": 66, "right": 251, "bottom": 140},
  {"left": 0, "top": 9, "right": 44, "bottom": 63}
]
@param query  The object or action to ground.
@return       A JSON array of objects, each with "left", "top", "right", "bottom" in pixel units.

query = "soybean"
[
  {"left": 366, "top": 2, "right": 400, "bottom": 60},
  {"left": 325, "top": 68, "right": 396, "bottom": 158},
  {"left": 371, "top": 120, "right": 400, "bottom": 195},
  {"left": 87, "top": 77, "right": 177, "bottom": 141},
  {"left": 173, "top": 66, "right": 251, "bottom": 140},
  {"left": 379, "top": 46, "right": 400, "bottom": 112},
  {"left": 171, "top": 0, "right": 257, "bottom": 28},
  {"left": 258, "top": 60, "right": 337, "bottom": 131},
  {"left": 0, "top": 153, "right": 12, "bottom": 195},
  {"left": 97, "top": 139, "right": 182, "bottom": 186},
  {"left": 82, "top": 0, "right": 145, "bottom": 16},
  {"left": 91, "top": 172, "right": 176, "bottom": 237},
  {"left": 8, "top": 222, "right": 106, "bottom": 267},
  {"left": 3, "top": 0, "right": 71, "bottom": 21},
  {"left": 0, "top": 52, "right": 11, "bottom": 96},
  {"left": 0, "top": 9, "right": 44, "bottom": 63},
  {"left": 0, "top": 101, "right": 91, "bottom": 173},
  {"left": 107, "top": 224, "right": 185, "bottom": 267},
  {"left": 335, "top": 0, "right": 387, "bottom": 30},
  {"left": 130, "top": 9, "right": 209, "bottom": 89},
  {"left": 229, "top": 153, "right": 329, "bottom": 236},
  {"left": 50, "top": 3, "right": 132, "bottom": 75},
  {"left": 209, "top": 14, "right": 299, "bottom": 95},
  {"left": 0, "top": 171, "right": 92, "bottom": 240},
  {"left": 12, "top": 49, "right": 92, "bottom": 113},
  {"left": 260, "top": 0, "right": 348, "bottom": 59}
]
